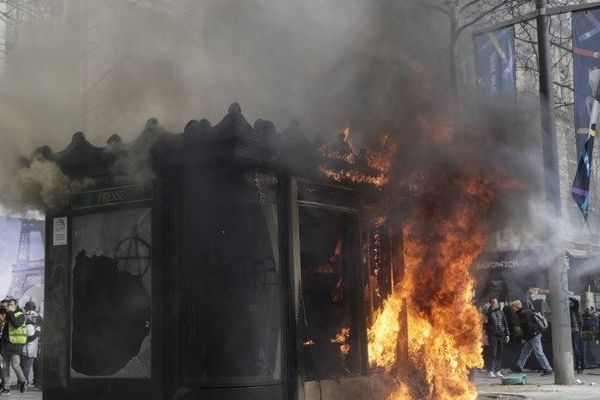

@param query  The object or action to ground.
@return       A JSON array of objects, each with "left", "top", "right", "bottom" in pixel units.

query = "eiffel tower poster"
[{"left": 0, "top": 217, "right": 45, "bottom": 313}]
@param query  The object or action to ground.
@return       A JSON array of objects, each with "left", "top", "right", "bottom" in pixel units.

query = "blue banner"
[
  {"left": 473, "top": 26, "right": 516, "bottom": 96},
  {"left": 573, "top": 10, "right": 600, "bottom": 156}
]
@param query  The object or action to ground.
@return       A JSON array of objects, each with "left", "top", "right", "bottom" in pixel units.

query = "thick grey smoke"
[
  {"left": 0, "top": 0, "right": 556, "bottom": 258},
  {"left": 0, "top": 0, "right": 453, "bottom": 213},
  {"left": 0, "top": 0, "right": 452, "bottom": 138}
]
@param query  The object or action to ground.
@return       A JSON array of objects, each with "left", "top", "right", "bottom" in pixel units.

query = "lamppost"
[{"left": 536, "top": 0, "right": 574, "bottom": 385}]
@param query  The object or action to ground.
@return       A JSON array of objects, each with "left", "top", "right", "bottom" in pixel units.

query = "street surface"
[
  {"left": 475, "top": 368, "right": 600, "bottom": 399},
  {"left": 3, "top": 373, "right": 600, "bottom": 400},
  {"left": 0, "top": 387, "right": 41, "bottom": 399}
]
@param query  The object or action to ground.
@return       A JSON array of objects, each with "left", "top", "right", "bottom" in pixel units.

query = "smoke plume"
[{"left": 0, "top": 0, "right": 454, "bottom": 213}]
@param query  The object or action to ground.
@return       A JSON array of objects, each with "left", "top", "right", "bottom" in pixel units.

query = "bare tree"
[
  {"left": 416, "top": 0, "right": 533, "bottom": 95},
  {"left": 0, "top": 0, "right": 63, "bottom": 67}
]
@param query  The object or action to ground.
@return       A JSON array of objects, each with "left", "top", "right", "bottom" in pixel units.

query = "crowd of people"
[
  {"left": 482, "top": 297, "right": 554, "bottom": 378},
  {"left": 0, "top": 298, "right": 42, "bottom": 396},
  {"left": 481, "top": 294, "right": 596, "bottom": 378}
]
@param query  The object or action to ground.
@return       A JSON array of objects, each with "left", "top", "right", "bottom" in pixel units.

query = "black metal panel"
[
  {"left": 159, "top": 179, "right": 181, "bottom": 400},
  {"left": 278, "top": 177, "right": 302, "bottom": 400},
  {"left": 45, "top": 379, "right": 157, "bottom": 400},
  {"left": 43, "top": 212, "right": 71, "bottom": 397}
]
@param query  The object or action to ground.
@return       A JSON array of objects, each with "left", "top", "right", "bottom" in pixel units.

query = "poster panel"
[{"left": 0, "top": 217, "right": 45, "bottom": 312}]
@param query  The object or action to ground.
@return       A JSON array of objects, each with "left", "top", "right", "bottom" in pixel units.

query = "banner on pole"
[
  {"left": 572, "top": 9, "right": 600, "bottom": 156},
  {"left": 473, "top": 26, "right": 516, "bottom": 96}
]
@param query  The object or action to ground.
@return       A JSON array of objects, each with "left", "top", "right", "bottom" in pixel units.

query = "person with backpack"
[
  {"left": 483, "top": 298, "right": 510, "bottom": 378},
  {"left": 510, "top": 299, "right": 553, "bottom": 376}
]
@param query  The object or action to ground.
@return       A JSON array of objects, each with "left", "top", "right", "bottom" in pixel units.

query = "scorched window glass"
[
  {"left": 70, "top": 208, "right": 152, "bottom": 379},
  {"left": 180, "top": 172, "right": 282, "bottom": 386}
]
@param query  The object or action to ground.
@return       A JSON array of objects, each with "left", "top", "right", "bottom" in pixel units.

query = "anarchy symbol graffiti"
[{"left": 113, "top": 234, "right": 151, "bottom": 278}]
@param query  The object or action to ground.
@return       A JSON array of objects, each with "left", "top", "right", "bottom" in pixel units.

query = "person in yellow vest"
[{"left": 0, "top": 298, "right": 27, "bottom": 395}]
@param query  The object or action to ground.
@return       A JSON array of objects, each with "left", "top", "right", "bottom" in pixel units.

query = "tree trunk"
[{"left": 449, "top": 1, "right": 459, "bottom": 100}]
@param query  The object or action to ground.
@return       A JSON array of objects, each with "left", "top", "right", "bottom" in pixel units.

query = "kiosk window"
[
  {"left": 179, "top": 173, "right": 282, "bottom": 386},
  {"left": 299, "top": 206, "right": 361, "bottom": 380},
  {"left": 70, "top": 208, "right": 152, "bottom": 379}
]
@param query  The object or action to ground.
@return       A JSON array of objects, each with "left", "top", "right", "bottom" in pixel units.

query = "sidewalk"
[
  {"left": 475, "top": 369, "right": 600, "bottom": 399},
  {"left": 0, "top": 387, "right": 41, "bottom": 399},
  {"left": 2, "top": 374, "right": 600, "bottom": 400}
]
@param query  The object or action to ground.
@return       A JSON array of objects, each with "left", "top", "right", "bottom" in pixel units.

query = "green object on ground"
[
  {"left": 501, "top": 374, "right": 528, "bottom": 385},
  {"left": 582, "top": 330, "right": 595, "bottom": 341}
]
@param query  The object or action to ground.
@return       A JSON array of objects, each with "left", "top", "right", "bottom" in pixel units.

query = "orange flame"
[
  {"left": 368, "top": 168, "right": 494, "bottom": 400},
  {"left": 367, "top": 132, "right": 398, "bottom": 175},
  {"left": 319, "top": 123, "right": 356, "bottom": 164},
  {"left": 319, "top": 167, "right": 390, "bottom": 187},
  {"left": 319, "top": 127, "right": 398, "bottom": 187},
  {"left": 331, "top": 327, "right": 351, "bottom": 358},
  {"left": 342, "top": 124, "right": 352, "bottom": 147}
]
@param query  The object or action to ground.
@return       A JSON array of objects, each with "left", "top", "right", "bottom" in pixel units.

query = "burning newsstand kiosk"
[{"left": 43, "top": 104, "right": 392, "bottom": 400}]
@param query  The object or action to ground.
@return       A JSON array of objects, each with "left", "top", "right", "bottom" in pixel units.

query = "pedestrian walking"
[
  {"left": 0, "top": 298, "right": 28, "bottom": 394},
  {"left": 21, "top": 302, "right": 41, "bottom": 386},
  {"left": 484, "top": 298, "right": 510, "bottom": 378},
  {"left": 570, "top": 297, "right": 585, "bottom": 373},
  {"left": 510, "top": 299, "right": 553, "bottom": 376}
]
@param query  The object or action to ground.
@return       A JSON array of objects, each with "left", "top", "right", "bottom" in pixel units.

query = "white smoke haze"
[
  {"left": 0, "top": 0, "right": 573, "bottom": 259},
  {"left": 0, "top": 0, "right": 447, "bottom": 211}
]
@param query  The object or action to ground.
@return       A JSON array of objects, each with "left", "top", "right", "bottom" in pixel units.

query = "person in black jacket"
[
  {"left": 484, "top": 298, "right": 510, "bottom": 378},
  {"left": 0, "top": 299, "right": 7, "bottom": 392},
  {"left": 511, "top": 300, "right": 553, "bottom": 376},
  {"left": 570, "top": 298, "right": 585, "bottom": 373}
]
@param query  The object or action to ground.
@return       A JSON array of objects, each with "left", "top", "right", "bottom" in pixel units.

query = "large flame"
[
  {"left": 320, "top": 119, "right": 504, "bottom": 400},
  {"left": 368, "top": 167, "right": 494, "bottom": 400},
  {"left": 319, "top": 126, "right": 398, "bottom": 187}
]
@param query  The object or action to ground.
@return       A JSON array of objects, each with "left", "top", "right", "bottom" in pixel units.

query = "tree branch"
[
  {"left": 521, "top": 63, "right": 574, "bottom": 93},
  {"left": 555, "top": 102, "right": 575, "bottom": 110},
  {"left": 457, "top": 1, "right": 506, "bottom": 35},
  {"left": 516, "top": 36, "right": 572, "bottom": 54},
  {"left": 460, "top": 0, "right": 482, "bottom": 13}
]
